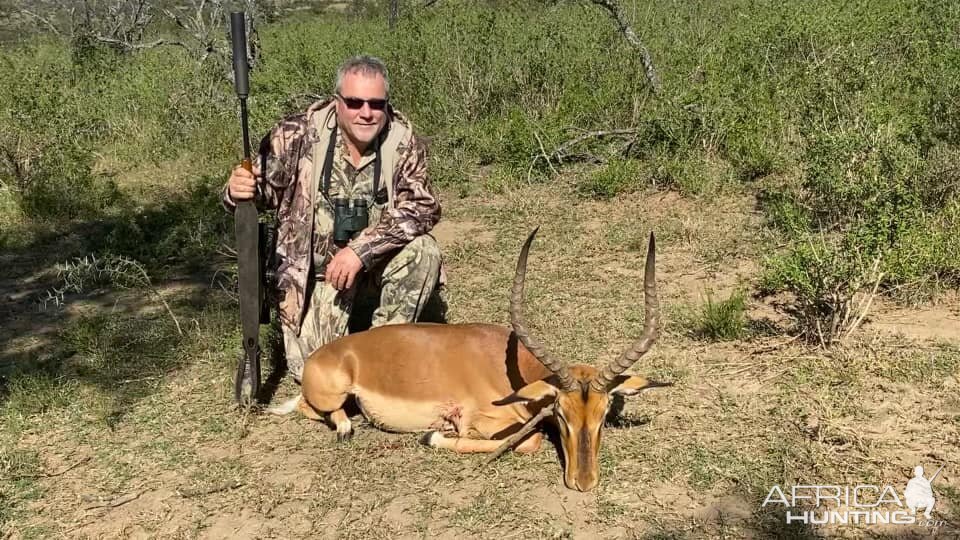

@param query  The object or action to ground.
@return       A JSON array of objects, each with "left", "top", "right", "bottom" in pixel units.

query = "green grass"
[
  {"left": 0, "top": 449, "right": 42, "bottom": 528},
  {"left": 2, "top": 1, "right": 958, "bottom": 321},
  {"left": 1, "top": 1, "right": 959, "bottom": 537},
  {"left": 695, "top": 291, "right": 748, "bottom": 341},
  {"left": 1, "top": 182, "right": 958, "bottom": 537}
]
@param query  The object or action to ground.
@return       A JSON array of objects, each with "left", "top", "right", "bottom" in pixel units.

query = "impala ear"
[
  {"left": 608, "top": 375, "right": 673, "bottom": 396},
  {"left": 492, "top": 380, "right": 559, "bottom": 406}
]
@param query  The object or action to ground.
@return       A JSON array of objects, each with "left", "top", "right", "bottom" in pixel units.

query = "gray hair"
[{"left": 335, "top": 55, "right": 390, "bottom": 97}]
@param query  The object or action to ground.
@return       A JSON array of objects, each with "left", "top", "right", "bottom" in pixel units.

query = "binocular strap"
[{"left": 321, "top": 127, "right": 382, "bottom": 202}]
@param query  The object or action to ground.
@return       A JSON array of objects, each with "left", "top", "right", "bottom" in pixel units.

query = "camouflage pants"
[{"left": 282, "top": 234, "right": 445, "bottom": 382}]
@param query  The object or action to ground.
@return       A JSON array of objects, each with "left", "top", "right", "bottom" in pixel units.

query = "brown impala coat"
[
  {"left": 300, "top": 323, "right": 552, "bottom": 436},
  {"left": 269, "top": 228, "right": 670, "bottom": 492}
]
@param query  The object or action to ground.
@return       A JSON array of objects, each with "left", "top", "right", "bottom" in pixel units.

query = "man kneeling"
[{"left": 222, "top": 55, "right": 446, "bottom": 381}]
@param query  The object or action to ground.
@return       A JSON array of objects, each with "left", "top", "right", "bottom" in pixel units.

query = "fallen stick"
[
  {"left": 177, "top": 480, "right": 244, "bottom": 498},
  {"left": 84, "top": 491, "right": 142, "bottom": 511},
  {"left": 552, "top": 128, "right": 639, "bottom": 163},
  {"left": 13, "top": 456, "right": 90, "bottom": 479},
  {"left": 483, "top": 404, "right": 555, "bottom": 465}
]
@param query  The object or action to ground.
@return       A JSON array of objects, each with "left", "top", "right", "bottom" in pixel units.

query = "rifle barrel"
[
  {"left": 230, "top": 13, "right": 249, "bottom": 99},
  {"left": 230, "top": 12, "right": 252, "bottom": 165},
  {"left": 239, "top": 98, "right": 251, "bottom": 164}
]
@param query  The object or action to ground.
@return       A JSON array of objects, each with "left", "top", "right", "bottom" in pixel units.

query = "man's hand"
[
  {"left": 324, "top": 247, "right": 363, "bottom": 291},
  {"left": 228, "top": 161, "right": 261, "bottom": 201}
]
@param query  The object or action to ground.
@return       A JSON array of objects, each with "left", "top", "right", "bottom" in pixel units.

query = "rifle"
[{"left": 230, "top": 11, "right": 261, "bottom": 406}]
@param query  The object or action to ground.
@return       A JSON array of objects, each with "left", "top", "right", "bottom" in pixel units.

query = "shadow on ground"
[
  {"left": 0, "top": 172, "right": 449, "bottom": 421},
  {"left": 0, "top": 176, "right": 239, "bottom": 419}
]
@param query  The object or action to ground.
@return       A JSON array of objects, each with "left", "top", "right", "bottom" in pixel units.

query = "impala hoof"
[{"left": 419, "top": 431, "right": 438, "bottom": 447}]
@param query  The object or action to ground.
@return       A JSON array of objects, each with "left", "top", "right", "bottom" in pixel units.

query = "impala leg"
[
  {"left": 300, "top": 346, "right": 355, "bottom": 441},
  {"left": 329, "top": 408, "right": 352, "bottom": 442},
  {"left": 420, "top": 431, "right": 543, "bottom": 454},
  {"left": 299, "top": 392, "right": 353, "bottom": 442}
]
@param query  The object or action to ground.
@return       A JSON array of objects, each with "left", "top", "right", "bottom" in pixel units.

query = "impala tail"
[{"left": 266, "top": 395, "right": 302, "bottom": 416}]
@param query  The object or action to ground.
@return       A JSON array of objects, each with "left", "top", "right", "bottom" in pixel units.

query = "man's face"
[{"left": 335, "top": 71, "right": 389, "bottom": 151}]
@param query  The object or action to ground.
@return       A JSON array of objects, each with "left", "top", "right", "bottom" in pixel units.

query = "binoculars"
[{"left": 332, "top": 198, "right": 369, "bottom": 244}]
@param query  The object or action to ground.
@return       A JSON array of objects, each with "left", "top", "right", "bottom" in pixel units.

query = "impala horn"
[
  {"left": 591, "top": 232, "right": 659, "bottom": 392},
  {"left": 509, "top": 227, "right": 577, "bottom": 392}
]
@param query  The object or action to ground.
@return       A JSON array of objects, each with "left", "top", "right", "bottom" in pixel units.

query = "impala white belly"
[{"left": 353, "top": 388, "right": 467, "bottom": 434}]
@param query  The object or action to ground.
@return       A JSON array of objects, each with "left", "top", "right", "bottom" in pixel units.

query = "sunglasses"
[{"left": 336, "top": 93, "right": 389, "bottom": 111}]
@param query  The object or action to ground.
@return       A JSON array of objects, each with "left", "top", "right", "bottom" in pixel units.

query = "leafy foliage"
[
  {"left": 696, "top": 290, "right": 748, "bottom": 342},
  {"left": 0, "top": 0, "right": 957, "bottom": 334}
]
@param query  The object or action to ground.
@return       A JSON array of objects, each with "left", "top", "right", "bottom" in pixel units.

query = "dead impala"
[{"left": 267, "top": 227, "right": 670, "bottom": 491}]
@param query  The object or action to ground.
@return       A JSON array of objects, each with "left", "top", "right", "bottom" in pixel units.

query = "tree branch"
[
  {"left": 389, "top": 0, "right": 400, "bottom": 30},
  {"left": 586, "top": 0, "right": 661, "bottom": 94},
  {"left": 20, "top": 9, "right": 63, "bottom": 36},
  {"left": 553, "top": 127, "right": 640, "bottom": 164},
  {"left": 92, "top": 35, "right": 189, "bottom": 51}
]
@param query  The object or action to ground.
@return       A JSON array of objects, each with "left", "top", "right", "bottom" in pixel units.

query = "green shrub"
[
  {"left": 761, "top": 232, "right": 886, "bottom": 345},
  {"left": 694, "top": 290, "right": 748, "bottom": 341},
  {"left": 577, "top": 158, "right": 644, "bottom": 200},
  {"left": 16, "top": 147, "right": 122, "bottom": 220},
  {"left": 0, "top": 186, "right": 25, "bottom": 247},
  {"left": 98, "top": 175, "right": 233, "bottom": 271},
  {"left": 0, "top": 0, "right": 958, "bottom": 312}
]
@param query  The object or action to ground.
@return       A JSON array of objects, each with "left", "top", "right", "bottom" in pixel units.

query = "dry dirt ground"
[{"left": 1, "top": 181, "right": 958, "bottom": 539}]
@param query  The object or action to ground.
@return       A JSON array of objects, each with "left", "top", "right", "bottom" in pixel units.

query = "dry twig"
[
  {"left": 843, "top": 255, "right": 884, "bottom": 340},
  {"left": 482, "top": 404, "right": 555, "bottom": 465},
  {"left": 176, "top": 480, "right": 244, "bottom": 498},
  {"left": 12, "top": 456, "right": 90, "bottom": 480},
  {"left": 83, "top": 491, "right": 143, "bottom": 511},
  {"left": 529, "top": 131, "right": 560, "bottom": 181},
  {"left": 92, "top": 35, "right": 188, "bottom": 51},
  {"left": 42, "top": 255, "right": 183, "bottom": 335},
  {"left": 537, "top": 128, "right": 641, "bottom": 171}
]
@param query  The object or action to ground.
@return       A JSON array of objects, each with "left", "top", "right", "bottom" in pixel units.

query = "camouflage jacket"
[{"left": 222, "top": 98, "right": 441, "bottom": 332}]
